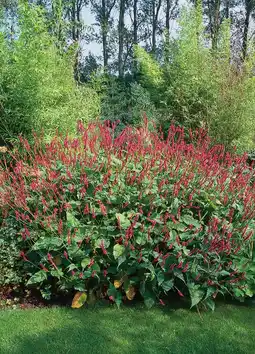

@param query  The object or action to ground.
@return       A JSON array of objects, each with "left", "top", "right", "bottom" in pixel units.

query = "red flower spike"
[
  {"left": 20, "top": 251, "right": 28, "bottom": 262},
  {"left": 177, "top": 289, "right": 184, "bottom": 297}
]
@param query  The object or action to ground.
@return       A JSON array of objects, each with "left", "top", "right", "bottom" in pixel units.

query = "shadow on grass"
[{"left": 5, "top": 305, "right": 255, "bottom": 354}]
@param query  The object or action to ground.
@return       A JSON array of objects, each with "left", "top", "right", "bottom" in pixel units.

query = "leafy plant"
[
  {"left": 0, "top": 2, "right": 99, "bottom": 141},
  {"left": 0, "top": 119, "right": 255, "bottom": 309},
  {"left": 135, "top": 3, "right": 255, "bottom": 151},
  {"left": 99, "top": 75, "right": 156, "bottom": 130},
  {"left": 0, "top": 217, "right": 24, "bottom": 286}
]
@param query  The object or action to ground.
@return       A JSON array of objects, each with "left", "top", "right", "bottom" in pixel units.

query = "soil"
[{"left": 0, "top": 285, "right": 73, "bottom": 310}]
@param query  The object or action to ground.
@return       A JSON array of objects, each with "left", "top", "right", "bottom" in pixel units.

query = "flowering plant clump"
[{"left": 0, "top": 119, "right": 255, "bottom": 309}]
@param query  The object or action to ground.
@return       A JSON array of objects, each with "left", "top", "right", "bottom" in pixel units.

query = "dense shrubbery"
[
  {"left": 0, "top": 120, "right": 254, "bottom": 309},
  {"left": 1, "top": 2, "right": 255, "bottom": 155},
  {"left": 0, "top": 3, "right": 99, "bottom": 141},
  {"left": 134, "top": 8, "right": 255, "bottom": 152}
]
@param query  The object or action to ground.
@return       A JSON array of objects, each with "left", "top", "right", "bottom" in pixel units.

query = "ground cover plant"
[{"left": 0, "top": 119, "right": 255, "bottom": 310}]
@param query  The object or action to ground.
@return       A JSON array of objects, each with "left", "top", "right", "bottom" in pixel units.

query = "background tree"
[{"left": 90, "top": 0, "right": 116, "bottom": 69}]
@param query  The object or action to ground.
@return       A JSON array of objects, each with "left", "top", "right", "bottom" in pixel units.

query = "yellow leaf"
[
  {"left": 71, "top": 292, "right": 87, "bottom": 309},
  {"left": 126, "top": 285, "right": 136, "bottom": 301},
  {"left": 53, "top": 255, "right": 62, "bottom": 266},
  {"left": 114, "top": 280, "right": 123, "bottom": 289}
]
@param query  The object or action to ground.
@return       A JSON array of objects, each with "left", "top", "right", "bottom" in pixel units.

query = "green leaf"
[
  {"left": 33, "top": 237, "right": 63, "bottom": 250},
  {"left": 182, "top": 215, "right": 201, "bottom": 228},
  {"left": 189, "top": 285, "right": 205, "bottom": 308},
  {"left": 67, "top": 211, "right": 80, "bottom": 228},
  {"left": 115, "top": 213, "right": 131, "bottom": 229},
  {"left": 107, "top": 266, "right": 117, "bottom": 274},
  {"left": 171, "top": 198, "right": 180, "bottom": 214},
  {"left": 118, "top": 255, "right": 126, "bottom": 268},
  {"left": 74, "top": 284, "right": 86, "bottom": 292},
  {"left": 136, "top": 234, "right": 147, "bottom": 245},
  {"left": 50, "top": 269, "right": 64, "bottom": 279},
  {"left": 67, "top": 263, "right": 78, "bottom": 271},
  {"left": 244, "top": 288, "right": 254, "bottom": 297},
  {"left": 83, "top": 271, "right": 92, "bottom": 278},
  {"left": 174, "top": 269, "right": 186, "bottom": 284},
  {"left": 233, "top": 288, "right": 244, "bottom": 298},
  {"left": 174, "top": 223, "right": 186, "bottom": 232},
  {"left": 113, "top": 244, "right": 125, "bottom": 259},
  {"left": 157, "top": 271, "right": 165, "bottom": 286},
  {"left": 81, "top": 257, "right": 91, "bottom": 269},
  {"left": 27, "top": 270, "right": 47, "bottom": 285},
  {"left": 140, "top": 281, "right": 146, "bottom": 296},
  {"left": 205, "top": 298, "right": 215, "bottom": 311},
  {"left": 144, "top": 293, "right": 155, "bottom": 309},
  {"left": 94, "top": 238, "right": 110, "bottom": 249},
  {"left": 219, "top": 270, "right": 230, "bottom": 276},
  {"left": 107, "top": 284, "right": 118, "bottom": 298},
  {"left": 91, "top": 263, "right": 100, "bottom": 272},
  {"left": 162, "top": 280, "right": 174, "bottom": 292},
  {"left": 115, "top": 292, "right": 123, "bottom": 309},
  {"left": 205, "top": 287, "right": 216, "bottom": 299}
]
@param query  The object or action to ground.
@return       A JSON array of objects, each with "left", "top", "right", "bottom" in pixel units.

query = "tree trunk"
[
  {"left": 102, "top": 0, "right": 108, "bottom": 68},
  {"left": 242, "top": 0, "right": 252, "bottom": 60},
  {"left": 71, "top": 0, "right": 76, "bottom": 41},
  {"left": 225, "top": 0, "right": 230, "bottom": 19},
  {"left": 212, "top": 0, "right": 221, "bottom": 50},
  {"left": 166, "top": 0, "right": 170, "bottom": 33},
  {"left": 133, "top": 0, "right": 138, "bottom": 45},
  {"left": 152, "top": 0, "right": 162, "bottom": 54},
  {"left": 76, "top": 0, "right": 82, "bottom": 41},
  {"left": 165, "top": 0, "right": 171, "bottom": 62},
  {"left": 133, "top": 0, "right": 138, "bottom": 74},
  {"left": 118, "top": 0, "right": 125, "bottom": 78}
]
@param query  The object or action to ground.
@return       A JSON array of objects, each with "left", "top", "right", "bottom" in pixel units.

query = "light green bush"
[
  {"left": 0, "top": 3, "right": 99, "bottom": 140},
  {"left": 135, "top": 3, "right": 255, "bottom": 151}
]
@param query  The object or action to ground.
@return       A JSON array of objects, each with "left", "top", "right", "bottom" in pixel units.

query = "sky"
[{"left": 80, "top": 1, "right": 186, "bottom": 58}]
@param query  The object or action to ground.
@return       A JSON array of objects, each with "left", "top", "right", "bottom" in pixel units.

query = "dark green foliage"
[
  {"left": 100, "top": 76, "right": 156, "bottom": 129},
  {"left": 0, "top": 218, "right": 24, "bottom": 286}
]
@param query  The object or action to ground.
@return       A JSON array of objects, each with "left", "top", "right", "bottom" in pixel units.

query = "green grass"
[{"left": 0, "top": 304, "right": 255, "bottom": 354}]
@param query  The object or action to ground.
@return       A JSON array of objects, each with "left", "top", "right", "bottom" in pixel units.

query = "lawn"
[{"left": 0, "top": 304, "right": 255, "bottom": 354}]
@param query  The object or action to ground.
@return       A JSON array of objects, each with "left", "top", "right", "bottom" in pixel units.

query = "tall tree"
[
  {"left": 164, "top": 0, "right": 178, "bottom": 61},
  {"left": 212, "top": 0, "right": 221, "bottom": 49},
  {"left": 225, "top": 0, "right": 230, "bottom": 18},
  {"left": 66, "top": 0, "right": 87, "bottom": 42},
  {"left": 242, "top": 0, "right": 255, "bottom": 59},
  {"left": 90, "top": 0, "right": 116, "bottom": 69},
  {"left": 152, "top": 0, "right": 162, "bottom": 54},
  {"left": 133, "top": 0, "right": 138, "bottom": 45},
  {"left": 118, "top": 0, "right": 126, "bottom": 77}
]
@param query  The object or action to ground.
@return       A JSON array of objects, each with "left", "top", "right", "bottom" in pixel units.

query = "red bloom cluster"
[{"left": 0, "top": 118, "right": 254, "bottom": 307}]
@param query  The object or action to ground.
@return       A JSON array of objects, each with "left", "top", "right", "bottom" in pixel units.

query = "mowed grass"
[{"left": 0, "top": 304, "right": 255, "bottom": 354}]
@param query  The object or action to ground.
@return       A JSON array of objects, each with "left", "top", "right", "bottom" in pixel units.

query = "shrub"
[
  {"left": 0, "top": 3, "right": 99, "bottom": 141},
  {"left": 135, "top": 4, "right": 255, "bottom": 151},
  {"left": 0, "top": 120, "right": 255, "bottom": 309},
  {"left": 99, "top": 75, "right": 156, "bottom": 131}
]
